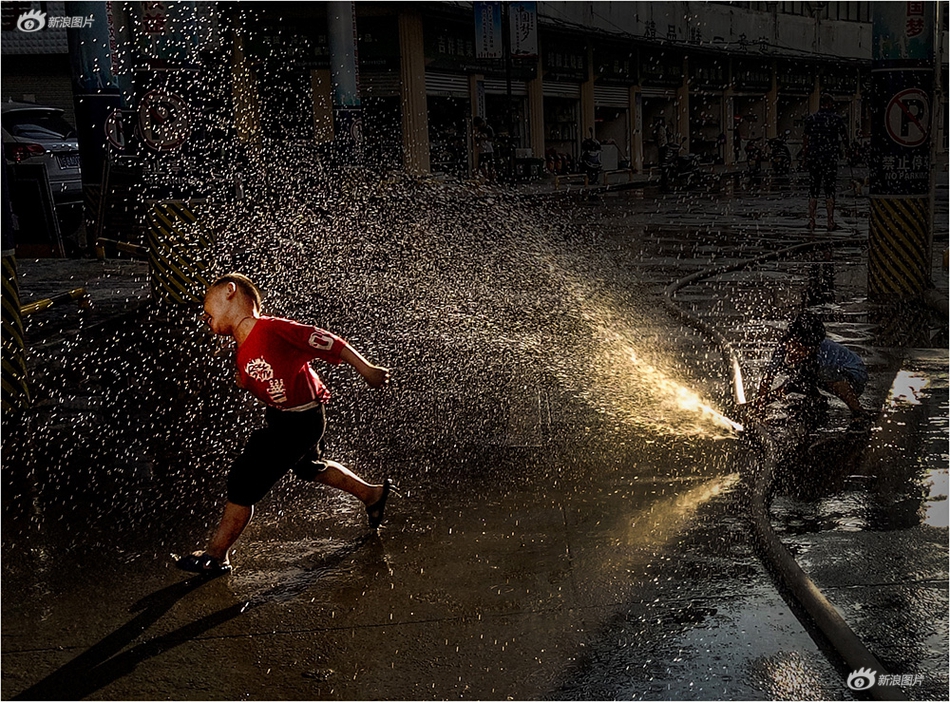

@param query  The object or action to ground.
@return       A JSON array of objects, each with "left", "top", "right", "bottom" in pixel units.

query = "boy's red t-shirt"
[{"left": 235, "top": 316, "right": 345, "bottom": 409}]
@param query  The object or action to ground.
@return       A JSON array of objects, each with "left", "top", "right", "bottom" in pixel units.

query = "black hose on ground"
[{"left": 664, "top": 239, "right": 908, "bottom": 701}]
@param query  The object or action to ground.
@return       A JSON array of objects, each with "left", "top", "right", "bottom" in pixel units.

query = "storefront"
[
  {"left": 640, "top": 50, "right": 684, "bottom": 167},
  {"left": 542, "top": 39, "right": 587, "bottom": 173},
  {"left": 422, "top": 18, "right": 481, "bottom": 175},
  {"left": 732, "top": 59, "right": 772, "bottom": 160},
  {"left": 821, "top": 65, "right": 860, "bottom": 137},
  {"left": 484, "top": 78, "right": 529, "bottom": 147},
  {"left": 688, "top": 55, "right": 729, "bottom": 163},
  {"left": 776, "top": 62, "right": 816, "bottom": 156},
  {"left": 593, "top": 45, "right": 636, "bottom": 169},
  {"left": 425, "top": 74, "right": 470, "bottom": 176},
  {"left": 358, "top": 15, "right": 403, "bottom": 168},
  {"left": 242, "top": 10, "right": 325, "bottom": 144}
]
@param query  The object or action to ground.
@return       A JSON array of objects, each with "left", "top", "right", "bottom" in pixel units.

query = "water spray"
[{"left": 629, "top": 351, "right": 743, "bottom": 434}]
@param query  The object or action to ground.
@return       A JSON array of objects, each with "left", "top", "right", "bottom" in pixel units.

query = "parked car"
[{"left": 2, "top": 101, "right": 82, "bottom": 202}]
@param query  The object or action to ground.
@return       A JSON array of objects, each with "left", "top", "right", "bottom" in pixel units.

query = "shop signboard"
[
  {"left": 821, "top": 66, "right": 858, "bottom": 95},
  {"left": 427, "top": 20, "right": 478, "bottom": 70},
  {"left": 543, "top": 41, "right": 588, "bottom": 82},
  {"left": 640, "top": 51, "right": 683, "bottom": 88},
  {"left": 426, "top": 18, "right": 534, "bottom": 78},
  {"left": 594, "top": 45, "right": 636, "bottom": 84},
  {"left": 509, "top": 1, "right": 538, "bottom": 57},
  {"left": 733, "top": 60, "right": 771, "bottom": 92},
  {"left": 474, "top": 1, "right": 502, "bottom": 59},
  {"left": 777, "top": 65, "right": 815, "bottom": 94},
  {"left": 688, "top": 57, "right": 728, "bottom": 91},
  {"left": 870, "top": 68, "right": 933, "bottom": 196},
  {"left": 244, "top": 18, "right": 331, "bottom": 70},
  {"left": 358, "top": 16, "right": 400, "bottom": 72}
]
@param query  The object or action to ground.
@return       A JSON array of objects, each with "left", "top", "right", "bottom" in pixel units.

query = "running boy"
[
  {"left": 752, "top": 312, "right": 870, "bottom": 426},
  {"left": 177, "top": 273, "right": 392, "bottom": 575}
]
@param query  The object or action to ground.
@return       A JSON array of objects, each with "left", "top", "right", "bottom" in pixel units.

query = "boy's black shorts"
[
  {"left": 227, "top": 404, "right": 328, "bottom": 507},
  {"left": 808, "top": 161, "right": 838, "bottom": 199}
]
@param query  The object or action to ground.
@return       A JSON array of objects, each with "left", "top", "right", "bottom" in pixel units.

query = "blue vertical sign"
[
  {"left": 509, "top": 1, "right": 538, "bottom": 57},
  {"left": 67, "top": 2, "right": 125, "bottom": 189},
  {"left": 474, "top": 2, "right": 502, "bottom": 59}
]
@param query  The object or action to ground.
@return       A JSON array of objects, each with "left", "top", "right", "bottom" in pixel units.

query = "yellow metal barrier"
[
  {"left": 19, "top": 287, "right": 88, "bottom": 317},
  {"left": 95, "top": 238, "right": 149, "bottom": 260}
]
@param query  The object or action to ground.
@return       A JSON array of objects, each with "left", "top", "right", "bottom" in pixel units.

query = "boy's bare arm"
[
  {"left": 826, "top": 380, "right": 865, "bottom": 416},
  {"left": 339, "top": 343, "right": 391, "bottom": 388}
]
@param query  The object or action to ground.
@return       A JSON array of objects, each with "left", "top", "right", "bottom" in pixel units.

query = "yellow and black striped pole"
[
  {"left": 2, "top": 253, "right": 30, "bottom": 413},
  {"left": 146, "top": 200, "right": 215, "bottom": 306},
  {"left": 868, "top": 197, "right": 930, "bottom": 297}
]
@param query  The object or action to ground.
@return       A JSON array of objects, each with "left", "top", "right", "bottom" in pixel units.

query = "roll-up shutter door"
[
  {"left": 594, "top": 85, "right": 629, "bottom": 108},
  {"left": 426, "top": 72, "right": 469, "bottom": 98},
  {"left": 361, "top": 71, "right": 401, "bottom": 98},
  {"left": 542, "top": 81, "right": 581, "bottom": 99},
  {"left": 484, "top": 78, "right": 528, "bottom": 96}
]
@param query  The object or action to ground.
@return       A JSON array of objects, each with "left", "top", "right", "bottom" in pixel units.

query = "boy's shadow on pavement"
[{"left": 13, "top": 534, "right": 378, "bottom": 701}]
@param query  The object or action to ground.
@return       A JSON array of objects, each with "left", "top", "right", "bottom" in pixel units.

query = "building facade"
[
  {"left": 221, "top": 1, "right": 947, "bottom": 176},
  {"left": 3, "top": 1, "right": 948, "bottom": 178}
]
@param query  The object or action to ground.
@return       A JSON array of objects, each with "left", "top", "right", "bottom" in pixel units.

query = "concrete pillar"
[
  {"left": 631, "top": 85, "right": 643, "bottom": 172},
  {"left": 232, "top": 30, "right": 261, "bottom": 144},
  {"left": 677, "top": 56, "right": 690, "bottom": 153},
  {"left": 398, "top": 11, "right": 430, "bottom": 175},
  {"left": 310, "top": 70, "right": 334, "bottom": 144},
  {"left": 724, "top": 88, "right": 736, "bottom": 166},
  {"left": 580, "top": 44, "right": 595, "bottom": 141},
  {"left": 809, "top": 74, "right": 821, "bottom": 112},
  {"left": 527, "top": 55, "right": 545, "bottom": 159},
  {"left": 766, "top": 61, "right": 778, "bottom": 139},
  {"left": 469, "top": 74, "right": 485, "bottom": 120}
]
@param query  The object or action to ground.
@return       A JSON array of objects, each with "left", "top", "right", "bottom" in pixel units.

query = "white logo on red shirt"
[
  {"left": 308, "top": 331, "right": 334, "bottom": 351},
  {"left": 246, "top": 357, "right": 274, "bottom": 382},
  {"left": 267, "top": 378, "right": 287, "bottom": 404}
]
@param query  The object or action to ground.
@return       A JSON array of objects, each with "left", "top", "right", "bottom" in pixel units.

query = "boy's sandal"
[
  {"left": 176, "top": 552, "right": 232, "bottom": 576},
  {"left": 366, "top": 479, "right": 394, "bottom": 529}
]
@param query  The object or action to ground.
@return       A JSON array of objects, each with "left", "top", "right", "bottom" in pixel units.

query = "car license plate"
[{"left": 57, "top": 154, "right": 81, "bottom": 169}]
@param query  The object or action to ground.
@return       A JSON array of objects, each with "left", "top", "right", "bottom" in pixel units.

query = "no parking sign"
[
  {"left": 885, "top": 88, "right": 930, "bottom": 148},
  {"left": 870, "top": 69, "right": 933, "bottom": 196}
]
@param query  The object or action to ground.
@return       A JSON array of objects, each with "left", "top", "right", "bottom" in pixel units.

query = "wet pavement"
[{"left": 2, "top": 170, "right": 947, "bottom": 700}]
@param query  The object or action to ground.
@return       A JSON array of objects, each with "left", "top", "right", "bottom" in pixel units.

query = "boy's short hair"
[
  {"left": 209, "top": 273, "right": 262, "bottom": 311},
  {"left": 783, "top": 312, "right": 826, "bottom": 348}
]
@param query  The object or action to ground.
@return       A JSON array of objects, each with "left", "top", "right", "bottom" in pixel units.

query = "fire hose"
[{"left": 664, "top": 239, "right": 908, "bottom": 701}]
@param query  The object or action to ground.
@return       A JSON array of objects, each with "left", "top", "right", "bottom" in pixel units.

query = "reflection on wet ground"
[{"left": 2, "top": 180, "right": 947, "bottom": 700}]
